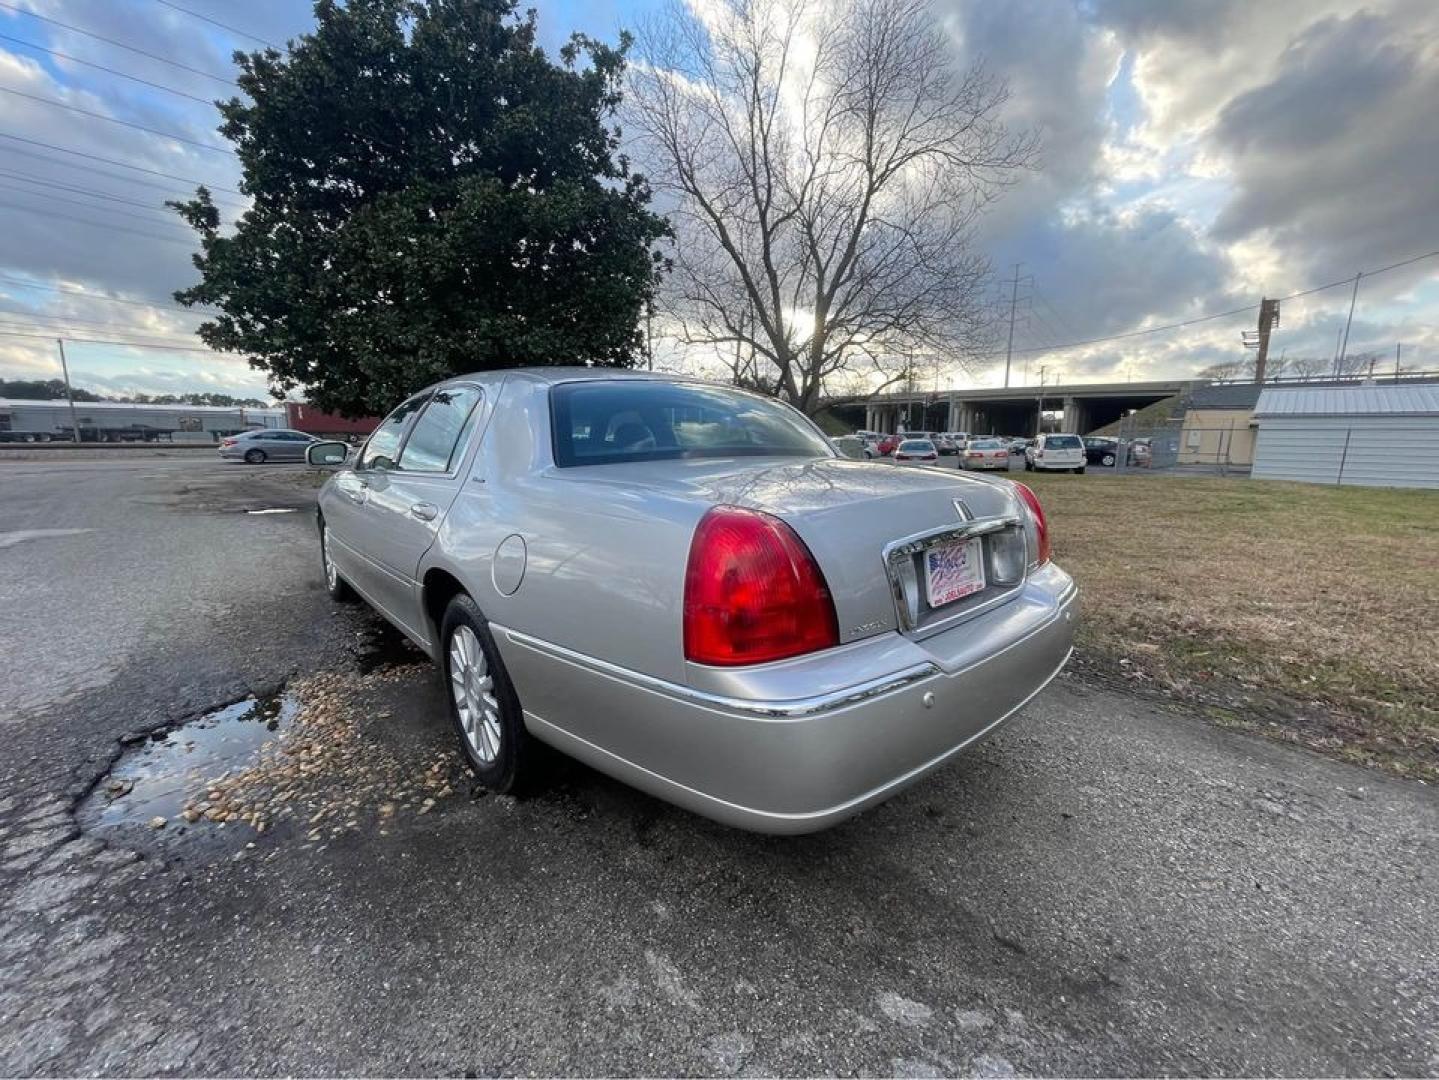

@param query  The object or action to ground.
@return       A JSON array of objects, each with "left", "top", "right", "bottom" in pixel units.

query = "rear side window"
[
  {"left": 361, "top": 393, "right": 429, "bottom": 471},
  {"left": 550, "top": 381, "right": 831, "bottom": 467},
  {"left": 398, "top": 387, "right": 482, "bottom": 472},
  {"left": 1046, "top": 435, "right": 1082, "bottom": 449}
]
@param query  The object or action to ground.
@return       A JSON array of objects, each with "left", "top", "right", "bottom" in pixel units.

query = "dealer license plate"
[{"left": 924, "top": 536, "right": 985, "bottom": 608}]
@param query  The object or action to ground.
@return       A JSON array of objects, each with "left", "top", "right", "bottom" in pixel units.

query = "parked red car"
[{"left": 877, "top": 434, "right": 901, "bottom": 456}]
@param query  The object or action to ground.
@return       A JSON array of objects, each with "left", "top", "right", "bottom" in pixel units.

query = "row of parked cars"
[{"left": 833, "top": 430, "right": 1153, "bottom": 473}]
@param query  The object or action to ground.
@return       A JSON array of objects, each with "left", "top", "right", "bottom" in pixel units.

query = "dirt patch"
[{"left": 1022, "top": 471, "right": 1439, "bottom": 781}]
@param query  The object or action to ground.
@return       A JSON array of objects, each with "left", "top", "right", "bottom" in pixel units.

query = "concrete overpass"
[{"left": 858, "top": 379, "right": 1197, "bottom": 437}]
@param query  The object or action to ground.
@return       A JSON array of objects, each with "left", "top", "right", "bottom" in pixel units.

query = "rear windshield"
[
  {"left": 968, "top": 439, "right": 1002, "bottom": 449},
  {"left": 550, "top": 380, "right": 832, "bottom": 467},
  {"left": 1046, "top": 435, "right": 1082, "bottom": 448},
  {"left": 899, "top": 440, "right": 933, "bottom": 451}
]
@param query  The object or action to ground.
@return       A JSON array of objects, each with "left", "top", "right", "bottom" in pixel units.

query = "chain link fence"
[{"left": 1101, "top": 416, "right": 1254, "bottom": 476}]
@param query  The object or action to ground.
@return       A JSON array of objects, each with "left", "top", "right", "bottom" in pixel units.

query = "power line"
[
  {"left": 0, "top": 1, "right": 238, "bottom": 87},
  {"left": 0, "top": 304, "right": 201, "bottom": 332},
  {"left": 0, "top": 31, "right": 218, "bottom": 105},
  {"left": 0, "top": 139, "right": 247, "bottom": 205},
  {"left": 0, "top": 272, "right": 218, "bottom": 315},
  {"left": 1007, "top": 248, "right": 1439, "bottom": 356},
  {"left": 0, "top": 131, "right": 244, "bottom": 196},
  {"left": 0, "top": 166, "right": 180, "bottom": 211},
  {"left": 152, "top": 0, "right": 280, "bottom": 50},
  {"left": 0, "top": 324, "right": 237, "bottom": 354},
  {"left": 0, "top": 181, "right": 193, "bottom": 230},
  {"left": 0, "top": 196, "right": 199, "bottom": 246},
  {"left": 0, "top": 85, "right": 235, "bottom": 156}
]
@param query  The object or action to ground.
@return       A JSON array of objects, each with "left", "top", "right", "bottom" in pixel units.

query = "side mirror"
[{"left": 306, "top": 440, "right": 350, "bottom": 468}]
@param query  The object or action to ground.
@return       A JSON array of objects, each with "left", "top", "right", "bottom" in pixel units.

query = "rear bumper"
[{"left": 494, "top": 564, "right": 1078, "bottom": 834}]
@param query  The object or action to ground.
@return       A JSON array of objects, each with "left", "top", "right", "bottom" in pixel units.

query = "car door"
[
  {"left": 321, "top": 392, "right": 431, "bottom": 616},
  {"left": 267, "top": 431, "right": 301, "bottom": 460},
  {"left": 346, "top": 385, "right": 486, "bottom": 643}
]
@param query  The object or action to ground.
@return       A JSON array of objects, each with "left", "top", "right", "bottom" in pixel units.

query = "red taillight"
[
  {"left": 1012, "top": 481, "right": 1051, "bottom": 565},
  {"left": 683, "top": 506, "right": 839, "bottom": 666}
]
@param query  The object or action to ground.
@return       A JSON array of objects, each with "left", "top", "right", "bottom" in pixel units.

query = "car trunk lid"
[{"left": 557, "top": 457, "right": 1029, "bottom": 644}]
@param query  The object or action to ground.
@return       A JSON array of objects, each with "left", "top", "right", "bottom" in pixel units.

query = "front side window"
[
  {"left": 360, "top": 393, "right": 430, "bottom": 471},
  {"left": 398, "top": 387, "right": 482, "bottom": 473},
  {"left": 550, "top": 381, "right": 832, "bottom": 467}
]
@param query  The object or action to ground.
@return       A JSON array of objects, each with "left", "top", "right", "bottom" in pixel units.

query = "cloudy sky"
[{"left": 0, "top": 0, "right": 1435, "bottom": 400}]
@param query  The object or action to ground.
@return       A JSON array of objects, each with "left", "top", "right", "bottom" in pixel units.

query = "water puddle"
[{"left": 83, "top": 693, "right": 299, "bottom": 830}]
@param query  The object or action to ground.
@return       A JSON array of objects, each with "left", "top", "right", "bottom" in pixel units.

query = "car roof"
[{"left": 443, "top": 366, "right": 688, "bottom": 389}]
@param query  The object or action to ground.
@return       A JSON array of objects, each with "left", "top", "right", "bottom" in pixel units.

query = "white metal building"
[{"left": 1251, "top": 383, "right": 1439, "bottom": 489}]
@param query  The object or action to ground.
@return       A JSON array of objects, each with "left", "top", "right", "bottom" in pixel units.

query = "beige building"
[{"left": 1175, "top": 385, "right": 1263, "bottom": 468}]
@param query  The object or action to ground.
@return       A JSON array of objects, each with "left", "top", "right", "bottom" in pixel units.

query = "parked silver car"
[
  {"left": 307, "top": 370, "right": 1076, "bottom": 833},
  {"left": 219, "top": 428, "right": 320, "bottom": 463}
]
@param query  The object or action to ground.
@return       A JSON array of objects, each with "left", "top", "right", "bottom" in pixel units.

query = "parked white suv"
[{"left": 1025, "top": 433, "right": 1085, "bottom": 474}]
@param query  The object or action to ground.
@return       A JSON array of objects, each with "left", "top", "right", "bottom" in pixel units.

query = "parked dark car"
[{"left": 1083, "top": 436, "right": 1120, "bottom": 466}]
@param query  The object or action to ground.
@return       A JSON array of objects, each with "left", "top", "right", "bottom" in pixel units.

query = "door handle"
[{"left": 409, "top": 502, "right": 439, "bottom": 521}]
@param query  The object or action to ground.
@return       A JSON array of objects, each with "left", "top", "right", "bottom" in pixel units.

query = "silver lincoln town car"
[{"left": 306, "top": 369, "right": 1077, "bottom": 833}]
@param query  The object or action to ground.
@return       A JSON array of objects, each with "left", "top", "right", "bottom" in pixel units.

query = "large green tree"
[{"left": 174, "top": 0, "right": 668, "bottom": 416}]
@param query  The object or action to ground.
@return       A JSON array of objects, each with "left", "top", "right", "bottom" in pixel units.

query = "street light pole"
[{"left": 55, "top": 338, "right": 81, "bottom": 443}]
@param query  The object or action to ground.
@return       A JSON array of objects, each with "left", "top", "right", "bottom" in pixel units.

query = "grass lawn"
[{"left": 1020, "top": 470, "right": 1439, "bottom": 782}]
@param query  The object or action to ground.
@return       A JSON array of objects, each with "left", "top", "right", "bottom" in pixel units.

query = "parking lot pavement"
[{"left": 2, "top": 460, "right": 1436, "bottom": 1076}]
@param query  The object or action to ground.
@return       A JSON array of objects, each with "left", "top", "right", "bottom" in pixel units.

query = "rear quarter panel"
[{"left": 427, "top": 376, "right": 705, "bottom": 686}]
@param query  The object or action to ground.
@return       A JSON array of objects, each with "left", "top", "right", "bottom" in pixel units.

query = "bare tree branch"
[{"left": 627, "top": 0, "right": 1034, "bottom": 413}]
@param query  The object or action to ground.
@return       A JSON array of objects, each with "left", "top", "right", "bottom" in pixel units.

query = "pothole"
[
  {"left": 84, "top": 693, "right": 300, "bottom": 831},
  {"left": 80, "top": 670, "right": 465, "bottom": 857}
]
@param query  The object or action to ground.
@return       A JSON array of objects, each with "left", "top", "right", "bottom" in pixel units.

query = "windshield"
[
  {"left": 969, "top": 439, "right": 1002, "bottom": 449},
  {"left": 550, "top": 380, "right": 833, "bottom": 467},
  {"left": 1046, "top": 435, "right": 1082, "bottom": 449},
  {"left": 899, "top": 440, "right": 933, "bottom": 451}
]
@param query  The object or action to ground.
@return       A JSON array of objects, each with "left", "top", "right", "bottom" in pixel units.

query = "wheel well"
[{"left": 422, "top": 568, "right": 468, "bottom": 636}]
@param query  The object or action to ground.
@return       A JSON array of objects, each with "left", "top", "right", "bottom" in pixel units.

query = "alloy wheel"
[{"left": 448, "top": 625, "right": 502, "bottom": 763}]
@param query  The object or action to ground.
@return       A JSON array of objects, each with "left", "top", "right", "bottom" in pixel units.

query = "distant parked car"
[
  {"left": 1130, "top": 437, "right": 1152, "bottom": 466},
  {"left": 219, "top": 428, "right": 320, "bottom": 464},
  {"left": 942, "top": 432, "right": 970, "bottom": 452},
  {"left": 307, "top": 369, "right": 1078, "bottom": 833},
  {"left": 830, "top": 435, "right": 874, "bottom": 460},
  {"left": 893, "top": 438, "right": 938, "bottom": 464},
  {"left": 877, "top": 434, "right": 902, "bottom": 456},
  {"left": 961, "top": 438, "right": 1011, "bottom": 470},
  {"left": 1083, "top": 436, "right": 1120, "bottom": 467},
  {"left": 1025, "top": 433, "right": 1085, "bottom": 474},
  {"left": 930, "top": 432, "right": 958, "bottom": 455}
]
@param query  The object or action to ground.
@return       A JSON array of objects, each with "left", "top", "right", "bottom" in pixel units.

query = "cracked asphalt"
[{"left": 1, "top": 453, "right": 1436, "bottom": 1076}]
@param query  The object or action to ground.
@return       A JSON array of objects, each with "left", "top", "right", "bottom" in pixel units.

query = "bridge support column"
[{"left": 1061, "top": 396, "right": 1080, "bottom": 434}]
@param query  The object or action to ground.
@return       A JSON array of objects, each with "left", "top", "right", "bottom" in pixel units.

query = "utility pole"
[
  {"left": 1395, "top": 342, "right": 1402, "bottom": 378},
  {"left": 55, "top": 338, "right": 81, "bottom": 443},
  {"left": 1001, "top": 264, "right": 1033, "bottom": 389},
  {"left": 644, "top": 301, "right": 654, "bottom": 371},
  {"left": 1335, "top": 271, "right": 1362, "bottom": 374},
  {"left": 1249, "top": 298, "right": 1280, "bottom": 383}
]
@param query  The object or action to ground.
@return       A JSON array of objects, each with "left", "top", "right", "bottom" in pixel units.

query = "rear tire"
[
  {"left": 440, "top": 593, "right": 536, "bottom": 794},
  {"left": 244, "top": 448, "right": 266, "bottom": 464},
  {"left": 1075, "top": 466, "right": 1086, "bottom": 475},
  {"left": 1101, "top": 453, "right": 1115, "bottom": 467}
]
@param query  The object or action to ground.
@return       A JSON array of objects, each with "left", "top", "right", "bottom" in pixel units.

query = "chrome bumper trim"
[{"left": 497, "top": 627, "right": 939, "bottom": 719}]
